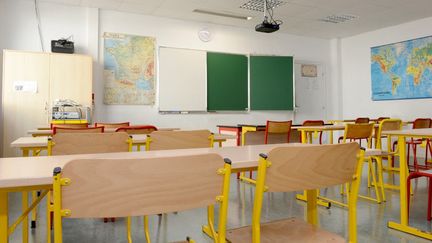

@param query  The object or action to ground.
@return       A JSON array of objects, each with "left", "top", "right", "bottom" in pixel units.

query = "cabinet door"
[
  {"left": 49, "top": 54, "right": 92, "bottom": 107},
  {"left": 2, "top": 51, "right": 50, "bottom": 157}
]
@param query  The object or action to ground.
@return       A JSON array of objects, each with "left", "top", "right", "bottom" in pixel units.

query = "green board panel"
[
  {"left": 207, "top": 52, "right": 248, "bottom": 111},
  {"left": 250, "top": 56, "right": 293, "bottom": 110}
]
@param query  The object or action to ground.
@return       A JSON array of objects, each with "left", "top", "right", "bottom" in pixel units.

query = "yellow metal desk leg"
[
  {"left": 329, "top": 131, "right": 334, "bottom": 144},
  {"left": 22, "top": 192, "right": 28, "bottom": 243},
  {"left": 22, "top": 149, "right": 38, "bottom": 229},
  {"left": 398, "top": 135, "right": 408, "bottom": 225},
  {"left": 0, "top": 191, "right": 8, "bottom": 243},
  {"left": 306, "top": 189, "right": 318, "bottom": 226},
  {"left": 22, "top": 148, "right": 29, "bottom": 157},
  {"left": 31, "top": 191, "right": 37, "bottom": 228}
]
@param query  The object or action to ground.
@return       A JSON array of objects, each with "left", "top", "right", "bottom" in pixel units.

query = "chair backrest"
[
  {"left": 57, "top": 153, "right": 227, "bottom": 218},
  {"left": 302, "top": 120, "right": 325, "bottom": 126},
  {"left": 376, "top": 117, "right": 390, "bottom": 123},
  {"left": 148, "top": 130, "right": 213, "bottom": 150},
  {"left": 343, "top": 123, "right": 374, "bottom": 141},
  {"left": 374, "top": 119, "right": 402, "bottom": 149},
  {"left": 49, "top": 132, "right": 130, "bottom": 155},
  {"left": 412, "top": 118, "right": 431, "bottom": 129},
  {"left": 115, "top": 125, "right": 158, "bottom": 134},
  {"left": 51, "top": 123, "right": 89, "bottom": 129},
  {"left": 53, "top": 126, "right": 104, "bottom": 135},
  {"left": 265, "top": 120, "right": 292, "bottom": 144},
  {"left": 264, "top": 143, "right": 359, "bottom": 192},
  {"left": 355, "top": 117, "right": 370, "bottom": 124},
  {"left": 95, "top": 122, "right": 130, "bottom": 129}
]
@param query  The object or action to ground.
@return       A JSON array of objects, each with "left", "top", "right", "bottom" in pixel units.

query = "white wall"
[
  {"left": 0, "top": 0, "right": 336, "bottom": 134},
  {"left": 340, "top": 17, "right": 432, "bottom": 121},
  {"left": 98, "top": 10, "right": 336, "bottom": 131}
]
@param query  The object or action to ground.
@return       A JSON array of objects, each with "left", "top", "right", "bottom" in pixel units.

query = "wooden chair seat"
[{"left": 226, "top": 218, "right": 345, "bottom": 243}]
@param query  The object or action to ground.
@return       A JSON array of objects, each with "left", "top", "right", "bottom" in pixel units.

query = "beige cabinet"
[{"left": 2, "top": 50, "right": 92, "bottom": 157}]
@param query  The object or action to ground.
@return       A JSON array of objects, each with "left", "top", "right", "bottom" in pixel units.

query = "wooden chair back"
[
  {"left": 412, "top": 118, "right": 432, "bottom": 129},
  {"left": 376, "top": 117, "right": 390, "bottom": 123},
  {"left": 374, "top": 119, "right": 402, "bottom": 149},
  {"left": 53, "top": 126, "right": 104, "bottom": 135},
  {"left": 50, "top": 132, "right": 130, "bottom": 155},
  {"left": 95, "top": 122, "right": 130, "bottom": 129},
  {"left": 58, "top": 153, "right": 226, "bottom": 218},
  {"left": 265, "top": 120, "right": 292, "bottom": 144},
  {"left": 355, "top": 117, "right": 370, "bottom": 124},
  {"left": 115, "top": 125, "right": 158, "bottom": 134},
  {"left": 302, "top": 120, "right": 325, "bottom": 126},
  {"left": 343, "top": 123, "right": 374, "bottom": 141},
  {"left": 148, "top": 130, "right": 213, "bottom": 150},
  {"left": 51, "top": 123, "right": 89, "bottom": 129},
  {"left": 265, "top": 143, "right": 359, "bottom": 192}
]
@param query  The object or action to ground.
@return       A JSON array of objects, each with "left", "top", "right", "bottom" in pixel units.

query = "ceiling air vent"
[
  {"left": 240, "top": 0, "right": 286, "bottom": 12},
  {"left": 320, "top": 14, "right": 359, "bottom": 24}
]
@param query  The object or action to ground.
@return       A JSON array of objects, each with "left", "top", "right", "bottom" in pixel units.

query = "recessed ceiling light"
[
  {"left": 319, "top": 14, "right": 359, "bottom": 24},
  {"left": 193, "top": 9, "right": 253, "bottom": 20}
]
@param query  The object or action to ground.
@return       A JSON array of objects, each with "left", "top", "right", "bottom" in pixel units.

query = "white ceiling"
[{"left": 38, "top": 0, "right": 432, "bottom": 39}]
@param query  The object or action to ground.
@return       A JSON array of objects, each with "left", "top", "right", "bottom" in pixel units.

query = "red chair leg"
[
  {"left": 407, "top": 143, "right": 411, "bottom": 167},
  {"left": 237, "top": 172, "right": 240, "bottom": 179},
  {"left": 249, "top": 170, "right": 253, "bottom": 179},
  {"left": 428, "top": 178, "right": 432, "bottom": 221}
]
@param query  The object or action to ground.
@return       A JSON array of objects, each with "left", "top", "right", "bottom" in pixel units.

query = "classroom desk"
[
  {"left": 11, "top": 134, "right": 236, "bottom": 155},
  {"left": 0, "top": 143, "right": 316, "bottom": 243},
  {"left": 28, "top": 127, "right": 181, "bottom": 137},
  {"left": 383, "top": 128, "right": 432, "bottom": 240},
  {"left": 217, "top": 124, "right": 313, "bottom": 146},
  {"left": 296, "top": 125, "right": 345, "bottom": 144}
]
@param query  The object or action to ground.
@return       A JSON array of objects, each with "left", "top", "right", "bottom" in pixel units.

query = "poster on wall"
[
  {"left": 103, "top": 32, "right": 156, "bottom": 105},
  {"left": 371, "top": 35, "right": 432, "bottom": 101}
]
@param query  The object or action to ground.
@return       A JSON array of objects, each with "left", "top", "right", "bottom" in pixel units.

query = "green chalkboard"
[
  {"left": 250, "top": 56, "right": 293, "bottom": 110},
  {"left": 207, "top": 52, "right": 248, "bottom": 111}
]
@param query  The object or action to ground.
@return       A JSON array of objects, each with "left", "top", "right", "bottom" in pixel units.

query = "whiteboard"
[{"left": 159, "top": 47, "right": 207, "bottom": 111}]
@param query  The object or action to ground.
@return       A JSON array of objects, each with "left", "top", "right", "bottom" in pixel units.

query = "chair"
[
  {"left": 48, "top": 132, "right": 131, "bottom": 155},
  {"left": 301, "top": 120, "right": 325, "bottom": 144},
  {"left": 376, "top": 117, "right": 390, "bottom": 123},
  {"left": 51, "top": 123, "right": 89, "bottom": 129},
  {"left": 338, "top": 117, "right": 370, "bottom": 144},
  {"left": 226, "top": 143, "right": 361, "bottom": 243},
  {"left": 264, "top": 120, "right": 292, "bottom": 144},
  {"left": 342, "top": 123, "right": 384, "bottom": 203},
  {"left": 53, "top": 126, "right": 104, "bottom": 135},
  {"left": 148, "top": 130, "right": 213, "bottom": 150},
  {"left": 405, "top": 118, "right": 432, "bottom": 170},
  {"left": 95, "top": 122, "right": 130, "bottom": 128},
  {"left": 370, "top": 119, "right": 403, "bottom": 198},
  {"left": 52, "top": 153, "right": 232, "bottom": 243},
  {"left": 47, "top": 132, "right": 132, "bottom": 230},
  {"left": 355, "top": 117, "right": 370, "bottom": 124},
  {"left": 115, "top": 125, "right": 158, "bottom": 134}
]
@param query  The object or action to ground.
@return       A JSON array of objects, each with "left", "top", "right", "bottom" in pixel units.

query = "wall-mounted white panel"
[{"left": 159, "top": 47, "right": 207, "bottom": 111}]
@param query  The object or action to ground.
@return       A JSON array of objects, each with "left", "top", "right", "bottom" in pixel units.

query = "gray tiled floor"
[{"left": 7, "top": 163, "right": 432, "bottom": 243}]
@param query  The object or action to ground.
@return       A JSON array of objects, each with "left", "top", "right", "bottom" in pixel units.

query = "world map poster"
[
  {"left": 371, "top": 35, "right": 432, "bottom": 100},
  {"left": 103, "top": 33, "right": 156, "bottom": 105}
]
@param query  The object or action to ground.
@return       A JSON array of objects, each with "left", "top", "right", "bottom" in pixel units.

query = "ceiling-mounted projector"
[
  {"left": 255, "top": 0, "right": 282, "bottom": 33},
  {"left": 255, "top": 19, "right": 280, "bottom": 33}
]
